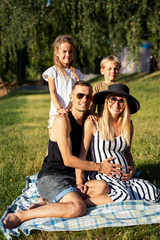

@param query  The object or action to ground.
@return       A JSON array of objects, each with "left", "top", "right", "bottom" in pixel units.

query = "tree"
[
  {"left": 0, "top": 0, "right": 160, "bottom": 84},
  {"left": 0, "top": 0, "right": 51, "bottom": 83}
]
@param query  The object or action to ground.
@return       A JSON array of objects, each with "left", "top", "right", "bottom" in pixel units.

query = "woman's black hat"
[{"left": 93, "top": 83, "right": 140, "bottom": 114}]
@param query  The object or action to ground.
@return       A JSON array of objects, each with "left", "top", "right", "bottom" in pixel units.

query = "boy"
[{"left": 90, "top": 56, "right": 121, "bottom": 113}]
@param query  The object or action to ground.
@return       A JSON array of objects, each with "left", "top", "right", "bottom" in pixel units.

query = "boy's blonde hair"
[
  {"left": 53, "top": 35, "right": 79, "bottom": 81},
  {"left": 98, "top": 94, "right": 131, "bottom": 146},
  {"left": 100, "top": 55, "right": 121, "bottom": 70}
]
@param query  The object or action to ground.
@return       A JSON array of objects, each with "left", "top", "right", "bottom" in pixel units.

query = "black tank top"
[{"left": 38, "top": 111, "right": 83, "bottom": 178}]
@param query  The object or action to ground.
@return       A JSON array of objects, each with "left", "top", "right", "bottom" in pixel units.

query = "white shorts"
[{"left": 47, "top": 115, "right": 56, "bottom": 128}]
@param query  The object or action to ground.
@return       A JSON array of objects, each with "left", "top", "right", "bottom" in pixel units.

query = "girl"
[
  {"left": 43, "top": 35, "right": 85, "bottom": 130},
  {"left": 77, "top": 83, "right": 160, "bottom": 203}
]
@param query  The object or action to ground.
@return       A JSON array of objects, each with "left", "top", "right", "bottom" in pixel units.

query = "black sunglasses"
[
  {"left": 108, "top": 96, "right": 124, "bottom": 106},
  {"left": 76, "top": 93, "right": 93, "bottom": 101}
]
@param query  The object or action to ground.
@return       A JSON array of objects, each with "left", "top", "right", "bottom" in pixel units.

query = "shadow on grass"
[
  {"left": 88, "top": 72, "right": 151, "bottom": 85},
  {"left": 118, "top": 71, "right": 160, "bottom": 83},
  {"left": 0, "top": 90, "right": 49, "bottom": 101},
  {"left": 135, "top": 162, "right": 160, "bottom": 188},
  {"left": 117, "top": 72, "right": 149, "bottom": 83},
  {"left": 1, "top": 71, "right": 160, "bottom": 102}
]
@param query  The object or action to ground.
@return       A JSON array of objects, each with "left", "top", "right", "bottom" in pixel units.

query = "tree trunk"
[
  {"left": 0, "top": 76, "right": 8, "bottom": 97},
  {"left": 157, "top": 47, "right": 160, "bottom": 71},
  {"left": 17, "top": 47, "right": 28, "bottom": 85}
]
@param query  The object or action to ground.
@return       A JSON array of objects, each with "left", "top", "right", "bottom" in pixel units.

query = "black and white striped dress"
[{"left": 87, "top": 130, "right": 160, "bottom": 203}]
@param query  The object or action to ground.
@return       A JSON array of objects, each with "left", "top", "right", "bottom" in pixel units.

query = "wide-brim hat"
[{"left": 93, "top": 83, "right": 140, "bottom": 114}]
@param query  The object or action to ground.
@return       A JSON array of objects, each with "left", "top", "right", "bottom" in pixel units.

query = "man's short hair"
[{"left": 72, "top": 80, "right": 93, "bottom": 94}]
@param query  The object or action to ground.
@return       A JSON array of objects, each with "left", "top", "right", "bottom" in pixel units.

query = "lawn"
[{"left": 0, "top": 72, "right": 160, "bottom": 239}]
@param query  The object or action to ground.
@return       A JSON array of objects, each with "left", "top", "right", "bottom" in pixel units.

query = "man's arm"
[
  {"left": 51, "top": 115, "right": 123, "bottom": 176},
  {"left": 51, "top": 115, "right": 101, "bottom": 171},
  {"left": 75, "top": 119, "right": 95, "bottom": 185}
]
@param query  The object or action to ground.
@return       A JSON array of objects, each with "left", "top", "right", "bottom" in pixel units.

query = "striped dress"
[{"left": 87, "top": 130, "right": 160, "bottom": 203}]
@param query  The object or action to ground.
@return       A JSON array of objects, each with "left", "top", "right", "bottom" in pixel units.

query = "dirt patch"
[
  {"left": 0, "top": 81, "right": 18, "bottom": 97},
  {"left": 0, "top": 79, "right": 45, "bottom": 98},
  {"left": 0, "top": 74, "right": 98, "bottom": 98}
]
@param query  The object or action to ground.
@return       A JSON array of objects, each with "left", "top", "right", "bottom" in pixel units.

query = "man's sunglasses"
[{"left": 76, "top": 93, "right": 93, "bottom": 101}]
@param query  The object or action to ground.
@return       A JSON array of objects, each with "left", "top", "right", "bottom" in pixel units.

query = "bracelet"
[{"left": 57, "top": 106, "right": 63, "bottom": 112}]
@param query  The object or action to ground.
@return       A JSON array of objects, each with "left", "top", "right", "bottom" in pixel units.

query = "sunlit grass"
[{"left": 0, "top": 72, "right": 160, "bottom": 239}]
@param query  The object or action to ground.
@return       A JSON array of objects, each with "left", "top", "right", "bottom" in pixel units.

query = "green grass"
[{"left": 0, "top": 72, "right": 160, "bottom": 239}]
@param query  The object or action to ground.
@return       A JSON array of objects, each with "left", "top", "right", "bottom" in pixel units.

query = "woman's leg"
[
  {"left": 127, "top": 178, "right": 160, "bottom": 202},
  {"left": 84, "top": 180, "right": 113, "bottom": 207}
]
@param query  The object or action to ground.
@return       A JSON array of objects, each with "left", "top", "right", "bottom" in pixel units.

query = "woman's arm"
[{"left": 121, "top": 122, "right": 135, "bottom": 181}]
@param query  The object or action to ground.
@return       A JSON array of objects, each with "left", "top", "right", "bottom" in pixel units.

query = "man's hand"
[
  {"left": 99, "top": 157, "right": 123, "bottom": 177},
  {"left": 87, "top": 113, "right": 98, "bottom": 122},
  {"left": 76, "top": 184, "right": 88, "bottom": 199}
]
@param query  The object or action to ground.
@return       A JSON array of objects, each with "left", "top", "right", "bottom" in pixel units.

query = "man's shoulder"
[
  {"left": 54, "top": 114, "right": 70, "bottom": 126},
  {"left": 51, "top": 114, "right": 71, "bottom": 140}
]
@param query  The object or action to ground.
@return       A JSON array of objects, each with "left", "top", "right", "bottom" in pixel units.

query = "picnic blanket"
[{"left": 1, "top": 174, "right": 160, "bottom": 240}]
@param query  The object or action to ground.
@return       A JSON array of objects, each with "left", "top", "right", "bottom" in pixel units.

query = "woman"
[{"left": 76, "top": 83, "right": 160, "bottom": 203}]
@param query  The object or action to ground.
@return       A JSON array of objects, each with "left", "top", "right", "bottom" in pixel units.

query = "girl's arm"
[
  {"left": 75, "top": 118, "right": 96, "bottom": 185},
  {"left": 48, "top": 76, "right": 69, "bottom": 114}
]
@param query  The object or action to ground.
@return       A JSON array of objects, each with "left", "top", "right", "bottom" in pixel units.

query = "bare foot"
[
  {"left": 28, "top": 197, "right": 46, "bottom": 210},
  {"left": 3, "top": 213, "right": 21, "bottom": 229}
]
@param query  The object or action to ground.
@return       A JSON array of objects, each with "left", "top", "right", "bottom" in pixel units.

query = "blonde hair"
[
  {"left": 100, "top": 55, "right": 121, "bottom": 70},
  {"left": 98, "top": 95, "right": 131, "bottom": 146},
  {"left": 53, "top": 35, "right": 79, "bottom": 81}
]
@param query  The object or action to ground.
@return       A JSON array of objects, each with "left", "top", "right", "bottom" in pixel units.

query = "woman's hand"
[{"left": 121, "top": 166, "right": 135, "bottom": 181}]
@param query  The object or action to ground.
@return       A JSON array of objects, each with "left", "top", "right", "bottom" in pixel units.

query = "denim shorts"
[{"left": 37, "top": 174, "right": 77, "bottom": 203}]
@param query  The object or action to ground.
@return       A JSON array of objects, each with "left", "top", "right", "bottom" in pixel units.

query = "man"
[{"left": 3, "top": 81, "right": 122, "bottom": 229}]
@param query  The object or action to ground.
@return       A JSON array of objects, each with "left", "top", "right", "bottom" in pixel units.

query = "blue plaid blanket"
[{"left": 1, "top": 174, "right": 160, "bottom": 240}]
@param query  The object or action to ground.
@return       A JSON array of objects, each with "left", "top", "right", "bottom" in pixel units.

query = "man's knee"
[{"left": 70, "top": 200, "right": 87, "bottom": 218}]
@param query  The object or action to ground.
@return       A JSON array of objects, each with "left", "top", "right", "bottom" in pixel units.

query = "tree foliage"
[{"left": 0, "top": 0, "right": 160, "bottom": 83}]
